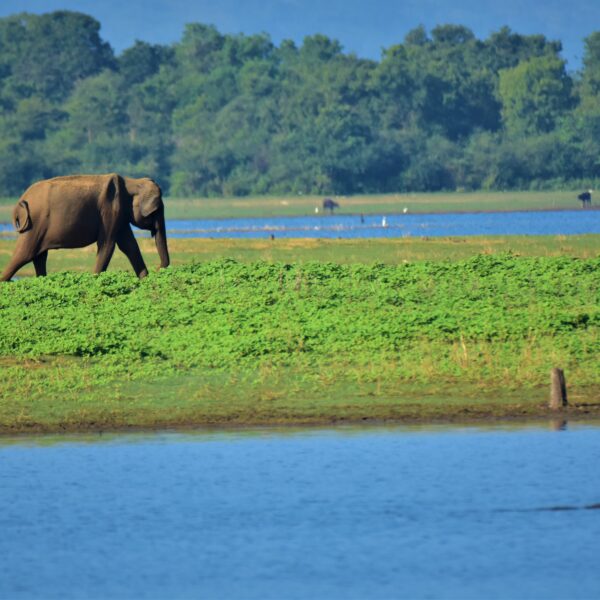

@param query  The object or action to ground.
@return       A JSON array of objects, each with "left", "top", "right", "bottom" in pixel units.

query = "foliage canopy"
[{"left": 1, "top": 11, "right": 599, "bottom": 196}]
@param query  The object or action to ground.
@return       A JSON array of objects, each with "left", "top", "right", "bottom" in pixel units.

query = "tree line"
[{"left": 1, "top": 11, "right": 599, "bottom": 197}]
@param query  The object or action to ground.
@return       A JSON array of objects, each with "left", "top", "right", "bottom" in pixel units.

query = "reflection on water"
[
  {"left": 550, "top": 418, "right": 569, "bottom": 431},
  {"left": 1, "top": 422, "right": 600, "bottom": 599}
]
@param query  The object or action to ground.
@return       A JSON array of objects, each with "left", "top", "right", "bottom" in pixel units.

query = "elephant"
[{"left": 1, "top": 173, "right": 170, "bottom": 281}]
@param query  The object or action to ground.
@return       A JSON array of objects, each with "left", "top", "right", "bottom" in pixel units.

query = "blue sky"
[{"left": 1, "top": 0, "right": 597, "bottom": 69}]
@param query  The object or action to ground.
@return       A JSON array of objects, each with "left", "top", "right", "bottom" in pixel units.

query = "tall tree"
[
  {"left": 1, "top": 11, "right": 114, "bottom": 103},
  {"left": 498, "top": 55, "right": 574, "bottom": 135},
  {"left": 580, "top": 32, "right": 600, "bottom": 103}
]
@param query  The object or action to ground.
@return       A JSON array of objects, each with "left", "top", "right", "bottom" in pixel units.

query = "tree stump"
[{"left": 550, "top": 368, "right": 568, "bottom": 409}]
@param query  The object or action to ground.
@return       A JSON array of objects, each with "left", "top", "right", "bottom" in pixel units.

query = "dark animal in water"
[
  {"left": 323, "top": 198, "right": 339, "bottom": 213},
  {"left": 578, "top": 190, "right": 593, "bottom": 207}
]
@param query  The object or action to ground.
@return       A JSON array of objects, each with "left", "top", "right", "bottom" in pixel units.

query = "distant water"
[
  {"left": 1, "top": 210, "right": 600, "bottom": 239},
  {"left": 158, "top": 211, "right": 600, "bottom": 238},
  {"left": 1, "top": 423, "right": 600, "bottom": 599},
  {"left": 160, "top": 210, "right": 600, "bottom": 238}
]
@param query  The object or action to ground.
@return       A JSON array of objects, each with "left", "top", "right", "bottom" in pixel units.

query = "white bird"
[
  {"left": 315, "top": 207, "right": 319, "bottom": 213},
  {"left": 403, "top": 207, "right": 408, "bottom": 214},
  {"left": 382, "top": 216, "right": 388, "bottom": 227}
]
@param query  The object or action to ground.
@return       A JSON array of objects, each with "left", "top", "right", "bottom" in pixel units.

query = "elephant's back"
[
  {"left": 20, "top": 175, "right": 108, "bottom": 248},
  {"left": 22, "top": 175, "right": 111, "bottom": 212}
]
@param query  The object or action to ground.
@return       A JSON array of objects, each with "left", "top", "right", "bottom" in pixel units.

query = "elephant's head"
[{"left": 124, "top": 176, "right": 170, "bottom": 269}]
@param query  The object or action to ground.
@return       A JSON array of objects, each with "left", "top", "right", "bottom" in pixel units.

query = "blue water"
[
  {"left": 1, "top": 423, "right": 599, "bottom": 599},
  {"left": 160, "top": 210, "right": 600, "bottom": 238},
  {"left": 2, "top": 210, "right": 600, "bottom": 239}
]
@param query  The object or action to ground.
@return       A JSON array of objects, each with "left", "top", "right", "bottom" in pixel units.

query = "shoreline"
[
  {"left": 340, "top": 205, "right": 600, "bottom": 218},
  {"left": 2, "top": 204, "right": 599, "bottom": 227},
  {"left": 2, "top": 402, "right": 600, "bottom": 438}
]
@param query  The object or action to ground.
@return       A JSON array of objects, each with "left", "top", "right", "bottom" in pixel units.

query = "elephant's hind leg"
[
  {"left": 33, "top": 250, "right": 48, "bottom": 276},
  {"left": 0, "top": 237, "right": 37, "bottom": 281}
]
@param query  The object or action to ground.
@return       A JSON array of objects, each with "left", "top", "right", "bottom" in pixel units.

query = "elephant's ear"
[
  {"left": 100, "top": 174, "right": 126, "bottom": 223},
  {"left": 139, "top": 179, "right": 162, "bottom": 217},
  {"left": 105, "top": 174, "right": 124, "bottom": 203}
]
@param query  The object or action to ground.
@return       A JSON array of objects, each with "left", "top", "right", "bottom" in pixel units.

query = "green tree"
[
  {"left": 0, "top": 11, "right": 114, "bottom": 102},
  {"left": 561, "top": 33, "right": 600, "bottom": 185},
  {"left": 118, "top": 40, "right": 174, "bottom": 85},
  {"left": 579, "top": 32, "right": 600, "bottom": 110},
  {"left": 62, "top": 71, "right": 126, "bottom": 146},
  {"left": 376, "top": 26, "right": 502, "bottom": 141},
  {"left": 498, "top": 55, "right": 574, "bottom": 135},
  {"left": 1, "top": 11, "right": 599, "bottom": 197},
  {"left": 483, "top": 27, "right": 563, "bottom": 73}
]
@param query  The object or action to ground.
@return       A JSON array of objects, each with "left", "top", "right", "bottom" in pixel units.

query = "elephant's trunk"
[{"left": 154, "top": 213, "right": 170, "bottom": 269}]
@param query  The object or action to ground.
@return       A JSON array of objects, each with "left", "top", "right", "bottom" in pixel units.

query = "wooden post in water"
[{"left": 550, "top": 368, "right": 568, "bottom": 409}]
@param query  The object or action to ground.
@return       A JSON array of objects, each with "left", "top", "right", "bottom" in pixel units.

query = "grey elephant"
[{"left": 1, "top": 173, "right": 170, "bottom": 281}]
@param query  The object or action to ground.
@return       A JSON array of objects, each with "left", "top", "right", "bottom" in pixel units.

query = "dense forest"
[{"left": 1, "top": 11, "right": 599, "bottom": 197}]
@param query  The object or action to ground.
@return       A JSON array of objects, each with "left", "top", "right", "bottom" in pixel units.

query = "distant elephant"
[{"left": 1, "top": 173, "right": 170, "bottom": 281}]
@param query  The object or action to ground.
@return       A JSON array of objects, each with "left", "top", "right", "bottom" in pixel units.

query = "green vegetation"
[
  {"left": 1, "top": 235, "right": 600, "bottom": 277},
  {"left": 1, "top": 13, "right": 600, "bottom": 197},
  {"left": 2, "top": 12, "right": 598, "bottom": 434},
  {"left": 1, "top": 255, "right": 598, "bottom": 432},
  {"left": 123, "top": 191, "right": 599, "bottom": 219}
]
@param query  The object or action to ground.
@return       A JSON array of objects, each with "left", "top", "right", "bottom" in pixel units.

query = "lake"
[
  {"left": 160, "top": 209, "right": 600, "bottom": 238},
  {"left": 1, "top": 209, "right": 600, "bottom": 239},
  {"left": 1, "top": 422, "right": 599, "bottom": 599}
]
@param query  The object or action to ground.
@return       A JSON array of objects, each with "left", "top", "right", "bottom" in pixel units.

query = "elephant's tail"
[{"left": 13, "top": 200, "right": 31, "bottom": 233}]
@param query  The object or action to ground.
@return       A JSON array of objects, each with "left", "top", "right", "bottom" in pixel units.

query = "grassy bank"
[
  {"left": 1, "top": 190, "right": 592, "bottom": 222},
  {"left": 159, "top": 190, "right": 595, "bottom": 219},
  {"left": 1, "top": 235, "right": 599, "bottom": 278},
  {"left": 1, "top": 255, "right": 599, "bottom": 433}
]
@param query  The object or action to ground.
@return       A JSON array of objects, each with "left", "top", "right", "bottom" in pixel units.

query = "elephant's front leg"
[
  {"left": 94, "top": 237, "right": 116, "bottom": 274},
  {"left": 116, "top": 226, "right": 149, "bottom": 278}
]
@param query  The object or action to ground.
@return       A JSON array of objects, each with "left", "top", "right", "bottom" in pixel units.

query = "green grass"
[
  {"left": 1, "top": 190, "right": 592, "bottom": 222},
  {"left": 2, "top": 359, "right": 596, "bottom": 433},
  {"left": 151, "top": 190, "right": 594, "bottom": 219},
  {"left": 1, "top": 255, "right": 599, "bottom": 433},
  {"left": 1, "top": 235, "right": 599, "bottom": 278}
]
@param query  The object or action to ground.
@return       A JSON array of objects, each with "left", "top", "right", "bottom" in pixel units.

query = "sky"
[{"left": 1, "top": 0, "right": 598, "bottom": 70}]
